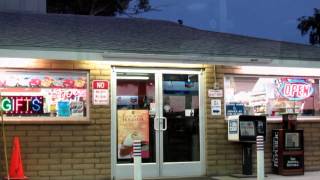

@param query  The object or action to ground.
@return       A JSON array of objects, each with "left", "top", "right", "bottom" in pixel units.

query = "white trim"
[
  {"left": 103, "top": 51, "right": 272, "bottom": 65},
  {"left": 199, "top": 70, "right": 206, "bottom": 176},
  {"left": 2, "top": 48, "right": 320, "bottom": 69},
  {"left": 110, "top": 68, "right": 117, "bottom": 180},
  {"left": 0, "top": 48, "right": 103, "bottom": 61},
  {"left": 103, "top": 51, "right": 320, "bottom": 68}
]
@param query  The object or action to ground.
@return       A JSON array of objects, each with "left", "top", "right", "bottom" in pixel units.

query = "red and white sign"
[
  {"left": 92, "top": 80, "right": 109, "bottom": 105},
  {"left": 276, "top": 78, "right": 314, "bottom": 101},
  {"left": 208, "top": 89, "right": 223, "bottom": 97}
]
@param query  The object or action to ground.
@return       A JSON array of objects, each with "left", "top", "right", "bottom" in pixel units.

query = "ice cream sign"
[{"left": 276, "top": 78, "right": 314, "bottom": 101}]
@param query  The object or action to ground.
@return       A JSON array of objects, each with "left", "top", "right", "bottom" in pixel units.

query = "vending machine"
[
  {"left": 272, "top": 114, "right": 304, "bottom": 175},
  {"left": 228, "top": 115, "right": 267, "bottom": 175}
]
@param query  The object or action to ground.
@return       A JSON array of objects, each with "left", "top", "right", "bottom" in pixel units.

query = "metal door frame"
[{"left": 111, "top": 67, "right": 205, "bottom": 179}]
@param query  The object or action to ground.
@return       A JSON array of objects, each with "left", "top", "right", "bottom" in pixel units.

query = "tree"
[
  {"left": 47, "top": 0, "right": 151, "bottom": 16},
  {"left": 297, "top": 8, "right": 320, "bottom": 45}
]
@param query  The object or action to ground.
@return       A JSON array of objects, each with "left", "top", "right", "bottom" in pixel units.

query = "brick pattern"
[
  {"left": 0, "top": 60, "right": 111, "bottom": 180},
  {"left": 205, "top": 65, "right": 320, "bottom": 175}
]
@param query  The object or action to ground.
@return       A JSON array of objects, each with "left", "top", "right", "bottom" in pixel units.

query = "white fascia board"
[
  {"left": 102, "top": 51, "right": 273, "bottom": 65},
  {"left": 0, "top": 48, "right": 104, "bottom": 61},
  {"left": 1, "top": 48, "right": 320, "bottom": 69},
  {"left": 103, "top": 51, "right": 320, "bottom": 68}
]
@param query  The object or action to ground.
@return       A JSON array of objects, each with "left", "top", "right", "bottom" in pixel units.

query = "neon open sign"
[
  {"left": 277, "top": 79, "right": 314, "bottom": 101},
  {"left": 1, "top": 96, "right": 44, "bottom": 114}
]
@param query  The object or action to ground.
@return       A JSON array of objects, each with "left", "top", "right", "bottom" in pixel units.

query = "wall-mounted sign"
[
  {"left": 117, "top": 110, "right": 150, "bottom": 159},
  {"left": 276, "top": 78, "right": 314, "bottom": 101},
  {"left": 226, "top": 103, "right": 244, "bottom": 116},
  {"left": 208, "top": 89, "right": 223, "bottom": 97},
  {"left": 92, "top": 80, "right": 109, "bottom": 105},
  {"left": 228, "top": 119, "right": 238, "bottom": 134},
  {"left": 1, "top": 96, "right": 43, "bottom": 114},
  {"left": 211, "top": 99, "right": 221, "bottom": 116},
  {"left": 227, "top": 115, "right": 240, "bottom": 141}
]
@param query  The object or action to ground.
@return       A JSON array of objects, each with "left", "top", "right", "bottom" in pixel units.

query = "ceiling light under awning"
[{"left": 117, "top": 76, "right": 150, "bottom": 80}]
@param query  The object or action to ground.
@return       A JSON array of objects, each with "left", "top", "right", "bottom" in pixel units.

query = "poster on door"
[{"left": 117, "top": 109, "right": 150, "bottom": 159}]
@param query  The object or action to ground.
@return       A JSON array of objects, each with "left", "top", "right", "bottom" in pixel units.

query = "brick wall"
[
  {"left": 0, "top": 60, "right": 111, "bottom": 180},
  {"left": 3, "top": 61, "right": 319, "bottom": 179},
  {"left": 205, "top": 65, "right": 320, "bottom": 175}
]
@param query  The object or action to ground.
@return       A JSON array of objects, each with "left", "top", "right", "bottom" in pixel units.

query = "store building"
[{"left": 1, "top": 12, "right": 320, "bottom": 180}]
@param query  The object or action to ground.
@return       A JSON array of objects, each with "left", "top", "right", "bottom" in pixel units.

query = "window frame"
[{"left": 224, "top": 74, "right": 320, "bottom": 122}]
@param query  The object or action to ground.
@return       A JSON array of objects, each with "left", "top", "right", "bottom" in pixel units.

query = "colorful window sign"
[
  {"left": 276, "top": 78, "right": 314, "bottom": 101},
  {"left": 1, "top": 96, "right": 44, "bottom": 114},
  {"left": 0, "top": 72, "right": 87, "bottom": 88},
  {"left": 117, "top": 110, "right": 149, "bottom": 159}
]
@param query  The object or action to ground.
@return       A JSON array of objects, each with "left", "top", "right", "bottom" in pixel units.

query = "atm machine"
[{"left": 228, "top": 115, "right": 267, "bottom": 176}]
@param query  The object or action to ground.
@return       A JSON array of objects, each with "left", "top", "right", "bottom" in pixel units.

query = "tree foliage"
[
  {"left": 297, "top": 8, "right": 320, "bottom": 45},
  {"left": 47, "top": 0, "right": 151, "bottom": 16}
]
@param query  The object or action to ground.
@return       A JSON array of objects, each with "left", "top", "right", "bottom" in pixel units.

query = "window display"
[
  {"left": 224, "top": 76, "right": 319, "bottom": 118},
  {"left": 0, "top": 70, "right": 88, "bottom": 118}
]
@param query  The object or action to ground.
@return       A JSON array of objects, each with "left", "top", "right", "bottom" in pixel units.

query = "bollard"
[
  {"left": 256, "top": 136, "right": 265, "bottom": 180},
  {"left": 133, "top": 140, "right": 142, "bottom": 180}
]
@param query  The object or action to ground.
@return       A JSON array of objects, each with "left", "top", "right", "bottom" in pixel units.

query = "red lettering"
[
  {"left": 303, "top": 85, "right": 309, "bottom": 97},
  {"left": 292, "top": 84, "right": 298, "bottom": 97},
  {"left": 281, "top": 82, "right": 313, "bottom": 99},
  {"left": 284, "top": 84, "right": 291, "bottom": 96},
  {"left": 297, "top": 85, "right": 304, "bottom": 97}
]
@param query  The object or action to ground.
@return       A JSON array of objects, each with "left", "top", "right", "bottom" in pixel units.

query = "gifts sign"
[{"left": 1, "top": 96, "right": 43, "bottom": 114}]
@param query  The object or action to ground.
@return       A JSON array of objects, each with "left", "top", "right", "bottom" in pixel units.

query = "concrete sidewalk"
[
  {"left": 211, "top": 171, "right": 320, "bottom": 180},
  {"left": 146, "top": 171, "right": 320, "bottom": 180}
]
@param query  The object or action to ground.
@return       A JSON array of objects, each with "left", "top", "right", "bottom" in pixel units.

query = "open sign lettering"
[{"left": 277, "top": 79, "right": 314, "bottom": 101}]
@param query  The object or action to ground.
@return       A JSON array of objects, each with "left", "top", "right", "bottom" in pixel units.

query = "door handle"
[
  {"left": 162, "top": 117, "right": 167, "bottom": 131},
  {"left": 154, "top": 117, "right": 160, "bottom": 131},
  {"left": 159, "top": 117, "right": 167, "bottom": 131}
]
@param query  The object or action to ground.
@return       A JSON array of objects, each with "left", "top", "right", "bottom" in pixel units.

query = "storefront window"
[
  {"left": 0, "top": 70, "right": 88, "bottom": 119},
  {"left": 224, "top": 75, "right": 319, "bottom": 118}
]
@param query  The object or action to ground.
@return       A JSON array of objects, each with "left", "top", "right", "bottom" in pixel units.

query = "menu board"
[{"left": 117, "top": 110, "right": 149, "bottom": 159}]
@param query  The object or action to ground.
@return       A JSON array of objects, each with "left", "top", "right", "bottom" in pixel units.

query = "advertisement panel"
[{"left": 117, "top": 109, "right": 149, "bottom": 159}]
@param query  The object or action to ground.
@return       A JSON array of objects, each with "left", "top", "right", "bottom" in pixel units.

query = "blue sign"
[
  {"left": 57, "top": 101, "right": 71, "bottom": 117},
  {"left": 226, "top": 103, "right": 244, "bottom": 116}
]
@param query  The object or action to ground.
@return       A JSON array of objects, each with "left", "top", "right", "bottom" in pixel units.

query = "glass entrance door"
[
  {"left": 112, "top": 69, "right": 204, "bottom": 179},
  {"left": 160, "top": 73, "right": 201, "bottom": 176}
]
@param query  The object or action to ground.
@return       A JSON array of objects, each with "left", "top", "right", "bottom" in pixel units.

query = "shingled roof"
[{"left": 0, "top": 12, "right": 320, "bottom": 61}]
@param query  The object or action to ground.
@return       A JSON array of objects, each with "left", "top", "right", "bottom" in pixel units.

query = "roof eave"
[{"left": 0, "top": 48, "right": 320, "bottom": 68}]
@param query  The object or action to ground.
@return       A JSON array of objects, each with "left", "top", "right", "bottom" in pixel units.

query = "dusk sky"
[{"left": 128, "top": 0, "right": 320, "bottom": 45}]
